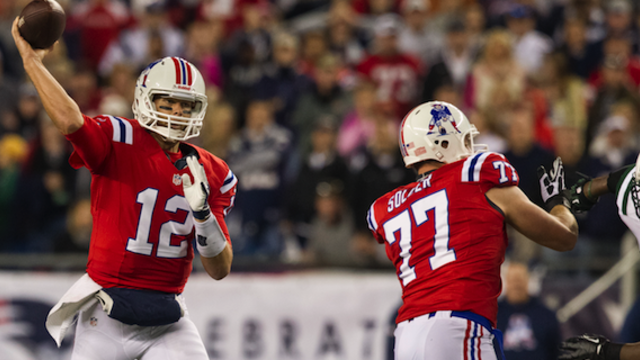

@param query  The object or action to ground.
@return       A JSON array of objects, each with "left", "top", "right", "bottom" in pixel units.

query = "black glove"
[
  {"left": 570, "top": 177, "right": 598, "bottom": 213},
  {"left": 559, "top": 334, "right": 622, "bottom": 360},
  {"left": 537, "top": 157, "right": 570, "bottom": 212}
]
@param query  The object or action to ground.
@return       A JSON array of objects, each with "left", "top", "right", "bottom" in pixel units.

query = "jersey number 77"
[{"left": 382, "top": 189, "right": 454, "bottom": 286}]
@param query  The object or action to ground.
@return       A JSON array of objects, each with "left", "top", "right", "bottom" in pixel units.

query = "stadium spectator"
[
  {"left": 220, "top": 1, "right": 272, "bottom": 66},
  {"left": 98, "top": 2, "right": 185, "bottom": 77},
  {"left": 53, "top": 197, "right": 92, "bottom": 253},
  {"left": 535, "top": 52, "right": 588, "bottom": 130},
  {"left": 221, "top": 38, "right": 265, "bottom": 129},
  {"left": 11, "top": 83, "right": 43, "bottom": 142},
  {"left": 556, "top": 17, "right": 602, "bottom": 80},
  {"left": 17, "top": 117, "right": 76, "bottom": 252},
  {"left": 464, "top": 29, "right": 526, "bottom": 116},
  {"left": 497, "top": 262, "right": 562, "bottom": 360},
  {"left": 292, "top": 54, "right": 352, "bottom": 157},
  {"left": 65, "top": 0, "right": 133, "bottom": 71},
  {"left": 199, "top": 102, "right": 237, "bottom": 159},
  {"left": 588, "top": 37, "right": 640, "bottom": 90},
  {"left": 0, "top": 133, "right": 28, "bottom": 250},
  {"left": 421, "top": 17, "right": 475, "bottom": 102},
  {"left": 184, "top": 20, "right": 224, "bottom": 89},
  {"left": 326, "top": 0, "right": 367, "bottom": 69},
  {"left": 301, "top": 179, "right": 361, "bottom": 267},
  {"left": 253, "top": 31, "right": 312, "bottom": 127},
  {"left": 226, "top": 99, "right": 292, "bottom": 257},
  {"left": 586, "top": 54, "right": 640, "bottom": 149},
  {"left": 504, "top": 4, "right": 553, "bottom": 76},
  {"left": 298, "top": 29, "right": 330, "bottom": 77},
  {"left": 397, "top": 0, "right": 439, "bottom": 67},
  {"left": 284, "top": 116, "right": 350, "bottom": 249},
  {"left": 356, "top": 14, "right": 422, "bottom": 118},
  {"left": 337, "top": 81, "right": 377, "bottom": 159}
]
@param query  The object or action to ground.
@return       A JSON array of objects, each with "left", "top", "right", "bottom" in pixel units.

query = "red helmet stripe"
[
  {"left": 185, "top": 61, "right": 193, "bottom": 85},
  {"left": 171, "top": 57, "right": 182, "bottom": 85}
]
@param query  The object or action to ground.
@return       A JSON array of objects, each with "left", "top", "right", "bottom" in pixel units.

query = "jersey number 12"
[{"left": 126, "top": 188, "right": 194, "bottom": 258}]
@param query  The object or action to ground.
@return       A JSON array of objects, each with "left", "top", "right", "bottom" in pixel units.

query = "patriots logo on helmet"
[{"left": 427, "top": 104, "right": 460, "bottom": 135}]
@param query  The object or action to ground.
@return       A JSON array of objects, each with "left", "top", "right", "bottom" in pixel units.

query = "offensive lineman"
[
  {"left": 366, "top": 101, "right": 578, "bottom": 359},
  {"left": 12, "top": 17, "right": 237, "bottom": 360}
]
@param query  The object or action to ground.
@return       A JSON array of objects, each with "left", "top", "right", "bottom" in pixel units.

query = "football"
[{"left": 18, "top": 0, "right": 66, "bottom": 49}]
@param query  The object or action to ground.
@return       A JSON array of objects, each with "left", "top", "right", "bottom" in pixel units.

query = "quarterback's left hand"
[
  {"left": 537, "top": 157, "right": 571, "bottom": 212},
  {"left": 182, "top": 156, "right": 211, "bottom": 220},
  {"left": 559, "top": 334, "right": 622, "bottom": 360}
]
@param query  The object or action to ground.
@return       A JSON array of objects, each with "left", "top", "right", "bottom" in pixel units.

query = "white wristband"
[{"left": 194, "top": 216, "right": 227, "bottom": 258}]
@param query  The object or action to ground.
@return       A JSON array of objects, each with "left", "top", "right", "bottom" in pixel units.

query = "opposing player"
[
  {"left": 12, "top": 18, "right": 237, "bottom": 359},
  {"left": 558, "top": 155, "right": 640, "bottom": 360},
  {"left": 366, "top": 101, "right": 578, "bottom": 359}
]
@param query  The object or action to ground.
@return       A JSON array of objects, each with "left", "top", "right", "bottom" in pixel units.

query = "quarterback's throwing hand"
[
  {"left": 182, "top": 156, "right": 211, "bottom": 220},
  {"left": 559, "top": 334, "right": 623, "bottom": 360},
  {"left": 537, "top": 157, "right": 570, "bottom": 212}
]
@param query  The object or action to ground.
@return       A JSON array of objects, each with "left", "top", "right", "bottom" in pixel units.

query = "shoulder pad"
[{"left": 460, "top": 152, "right": 519, "bottom": 187}]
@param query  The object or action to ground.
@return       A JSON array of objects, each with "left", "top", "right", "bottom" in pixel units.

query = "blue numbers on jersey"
[
  {"left": 126, "top": 188, "right": 194, "bottom": 258},
  {"left": 382, "top": 189, "right": 454, "bottom": 286}
]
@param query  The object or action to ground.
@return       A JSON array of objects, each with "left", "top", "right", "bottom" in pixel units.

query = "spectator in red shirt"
[{"left": 356, "top": 14, "right": 422, "bottom": 119}]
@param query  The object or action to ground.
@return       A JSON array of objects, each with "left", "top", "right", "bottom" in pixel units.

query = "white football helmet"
[
  {"left": 399, "top": 101, "right": 485, "bottom": 168},
  {"left": 132, "top": 57, "right": 208, "bottom": 141}
]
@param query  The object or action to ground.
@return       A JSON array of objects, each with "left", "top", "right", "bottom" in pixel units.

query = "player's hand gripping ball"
[{"left": 18, "top": 0, "right": 66, "bottom": 49}]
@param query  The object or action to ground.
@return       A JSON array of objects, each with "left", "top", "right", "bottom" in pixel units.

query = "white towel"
[{"left": 45, "top": 273, "right": 102, "bottom": 347}]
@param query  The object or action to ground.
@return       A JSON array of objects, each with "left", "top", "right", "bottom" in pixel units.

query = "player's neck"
[
  {"left": 150, "top": 132, "right": 180, "bottom": 153},
  {"left": 416, "top": 161, "right": 444, "bottom": 175}
]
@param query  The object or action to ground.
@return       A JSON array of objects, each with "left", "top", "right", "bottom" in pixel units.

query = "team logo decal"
[
  {"left": 90, "top": 317, "right": 98, "bottom": 327},
  {"left": 173, "top": 174, "right": 182, "bottom": 186},
  {"left": 428, "top": 104, "right": 460, "bottom": 135}
]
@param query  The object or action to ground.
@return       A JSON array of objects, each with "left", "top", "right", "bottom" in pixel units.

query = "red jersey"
[
  {"left": 66, "top": 115, "right": 237, "bottom": 294},
  {"left": 356, "top": 53, "right": 422, "bottom": 118},
  {"left": 367, "top": 152, "right": 519, "bottom": 327}
]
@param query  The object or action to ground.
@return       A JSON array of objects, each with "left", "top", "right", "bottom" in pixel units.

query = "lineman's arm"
[
  {"left": 11, "top": 17, "right": 83, "bottom": 135},
  {"left": 621, "top": 343, "right": 640, "bottom": 360},
  {"left": 486, "top": 186, "right": 578, "bottom": 251}
]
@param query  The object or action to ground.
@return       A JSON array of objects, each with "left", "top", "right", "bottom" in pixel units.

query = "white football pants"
[
  {"left": 394, "top": 311, "right": 500, "bottom": 360},
  {"left": 71, "top": 300, "right": 209, "bottom": 360}
]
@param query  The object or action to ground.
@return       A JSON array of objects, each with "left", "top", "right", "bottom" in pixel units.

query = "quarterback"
[
  {"left": 13, "top": 18, "right": 237, "bottom": 359},
  {"left": 367, "top": 101, "right": 578, "bottom": 359}
]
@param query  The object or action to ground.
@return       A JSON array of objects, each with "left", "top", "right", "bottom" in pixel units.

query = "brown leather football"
[{"left": 18, "top": 0, "right": 66, "bottom": 49}]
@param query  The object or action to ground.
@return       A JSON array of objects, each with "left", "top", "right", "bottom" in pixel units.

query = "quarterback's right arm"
[{"left": 12, "top": 17, "right": 83, "bottom": 135}]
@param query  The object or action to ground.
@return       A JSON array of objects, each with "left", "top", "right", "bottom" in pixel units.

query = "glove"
[
  {"left": 537, "top": 157, "right": 570, "bottom": 212},
  {"left": 559, "top": 334, "right": 622, "bottom": 360},
  {"left": 181, "top": 156, "right": 211, "bottom": 220},
  {"left": 570, "top": 177, "right": 598, "bottom": 213}
]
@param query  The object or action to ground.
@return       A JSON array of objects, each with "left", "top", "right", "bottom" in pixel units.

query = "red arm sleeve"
[{"left": 65, "top": 115, "right": 113, "bottom": 172}]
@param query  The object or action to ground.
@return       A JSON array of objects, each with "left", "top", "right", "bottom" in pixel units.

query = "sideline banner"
[{"left": 0, "top": 271, "right": 401, "bottom": 360}]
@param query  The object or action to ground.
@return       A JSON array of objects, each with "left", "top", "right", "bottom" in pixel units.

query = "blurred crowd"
[{"left": 0, "top": 0, "right": 639, "bottom": 268}]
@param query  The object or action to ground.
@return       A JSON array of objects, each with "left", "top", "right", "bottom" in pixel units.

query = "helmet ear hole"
[{"left": 441, "top": 140, "right": 449, "bottom": 149}]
